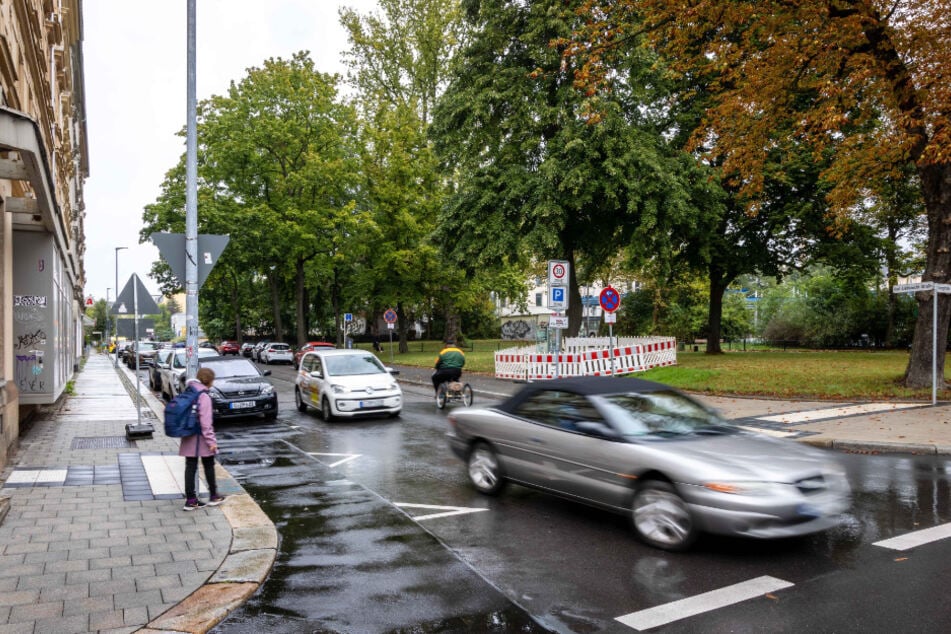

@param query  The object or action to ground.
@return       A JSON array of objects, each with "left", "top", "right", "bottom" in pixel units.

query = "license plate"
[
  {"left": 230, "top": 401, "right": 256, "bottom": 410},
  {"left": 359, "top": 399, "right": 382, "bottom": 408}
]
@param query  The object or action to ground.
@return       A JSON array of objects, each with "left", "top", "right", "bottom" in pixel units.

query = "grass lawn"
[{"left": 362, "top": 340, "right": 950, "bottom": 401}]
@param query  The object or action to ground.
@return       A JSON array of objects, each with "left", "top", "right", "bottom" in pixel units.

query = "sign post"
[
  {"left": 384, "top": 308, "right": 398, "bottom": 364},
  {"left": 893, "top": 282, "right": 951, "bottom": 405},
  {"left": 548, "top": 260, "right": 570, "bottom": 379},
  {"left": 600, "top": 286, "right": 621, "bottom": 375}
]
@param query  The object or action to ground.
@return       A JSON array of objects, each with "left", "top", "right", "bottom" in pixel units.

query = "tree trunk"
[
  {"left": 295, "top": 257, "right": 307, "bottom": 346},
  {"left": 230, "top": 270, "right": 243, "bottom": 345},
  {"left": 397, "top": 301, "right": 409, "bottom": 354},
  {"left": 268, "top": 271, "right": 284, "bottom": 342},
  {"left": 706, "top": 266, "right": 730, "bottom": 355},
  {"left": 904, "top": 163, "right": 951, "bottom": 388}
]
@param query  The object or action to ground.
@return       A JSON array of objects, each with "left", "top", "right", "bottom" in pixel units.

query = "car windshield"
[
  {"left": 593, "top": 390, "right": 732, "bottom": 438},
  {"left": 202, "top": 359, "right": 258, "bottom": 378},
  {"left": 324, "top": 354, "right": 386, "bottom": 376}
]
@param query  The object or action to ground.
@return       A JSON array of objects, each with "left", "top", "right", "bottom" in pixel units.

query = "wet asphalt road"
[{"left": 140, "top": 364, "right": 951, "bottom": 632}]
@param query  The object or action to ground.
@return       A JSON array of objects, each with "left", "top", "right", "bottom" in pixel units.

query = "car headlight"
[
  {"left": 331, "top": 384, "right": 349, "bottom": 394},
  {"left": 387, "top": 381, "right": 398, "bottom": 391},
  {"left": 209, "top": 387, "right": 224, "bottom": 400},
  {"left": 260, "top": 384, "right": 274, "bottom": 395},
  {"left": 703, "top": 481, "right": 785, "bottom": 496}
]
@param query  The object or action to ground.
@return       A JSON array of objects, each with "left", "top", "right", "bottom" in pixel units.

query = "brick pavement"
[{"left": 0, "top": 353, "right": 275, "bottom": 634}]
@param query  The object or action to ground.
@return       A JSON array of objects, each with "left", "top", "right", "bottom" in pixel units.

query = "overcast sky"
[{"left": 81, "top": 0, "right": 378, "bottom": 302}]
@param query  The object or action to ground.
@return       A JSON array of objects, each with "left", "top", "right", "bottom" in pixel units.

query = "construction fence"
[{"left": 494, "top": 337, "right": 677, "bottom": 381}]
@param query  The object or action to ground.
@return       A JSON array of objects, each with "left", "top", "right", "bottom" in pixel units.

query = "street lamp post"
[
  {"left": 105, "top": 287, "right": 111, "bottom": 352},
  {"left": 114, "top": 246, "right": 127, "bottom": 367}
]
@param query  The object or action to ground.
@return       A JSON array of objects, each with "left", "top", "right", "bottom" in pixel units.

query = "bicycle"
[{"left": 435, "top": 379, "right": 473, "bottom": 409}]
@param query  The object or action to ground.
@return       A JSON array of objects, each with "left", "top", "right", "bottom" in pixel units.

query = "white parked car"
[
  {"left": 261, "top": 342, "right": 294, "bottom": 365},
  {"left": 295, "top": 349, "right": 402, "bottom": 420},
  {"left": 160, "top": 348, "right": 220, "bottom": 401}
]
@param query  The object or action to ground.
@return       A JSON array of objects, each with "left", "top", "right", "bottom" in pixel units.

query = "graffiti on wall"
[
  {"left": 14, "top": 296, "right": 48, "bottom": 392},
  {"left": 15, "top": 351, "right": 45, "bottom": 392},
  {"left": 501, "top": 320, "right": 533, "bottom": 340}
]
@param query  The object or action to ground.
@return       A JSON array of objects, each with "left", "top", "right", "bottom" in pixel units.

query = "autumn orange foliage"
[{"left": 566, "top": 1, "right": 951, "bottom": 387}]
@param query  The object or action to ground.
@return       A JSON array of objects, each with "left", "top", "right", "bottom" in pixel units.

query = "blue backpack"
[{"left": 163, "top": 385, "right": 207, "bottom": 438}]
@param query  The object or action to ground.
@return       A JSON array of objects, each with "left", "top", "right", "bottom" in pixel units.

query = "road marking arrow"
[
  {"left": 307, "top": 452, "right": 362, "bottom": 468},
  {"left": 394, "top": 502, "right": 489, "bottom": 521}
]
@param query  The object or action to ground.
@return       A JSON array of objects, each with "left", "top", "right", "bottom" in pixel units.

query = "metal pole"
[
  {"left": 133, "top": 280, "right": 142, "bottom": 425},
  {"left": 184, "top": 0, "right": 199, "bottom": 380},
  {"left": 114, "top": 247, "right": 126, "bottom": 366},
  {"left": 933, "top": 289, "right": 937, "bottom": 406},
  {"left": 389, "top": 328, "right": 394, "bottom": 365},
  {"left": 105, "top": 288, "right": 110, "bottom": 352},
  {"left": 609, "top": 324, "right": 615, "bottom": 375}
]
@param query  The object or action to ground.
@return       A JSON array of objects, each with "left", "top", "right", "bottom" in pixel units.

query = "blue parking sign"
[
  {"left": 550, "top": 286, "right": 567, "bottom": 309},
  {"left": 344, "top": 313, "right": 353, "bottom": 322}
]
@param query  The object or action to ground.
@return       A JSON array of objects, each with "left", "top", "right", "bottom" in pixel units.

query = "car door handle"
[{"left": 530, "top": 437, "right": 544, "bottom": 443}]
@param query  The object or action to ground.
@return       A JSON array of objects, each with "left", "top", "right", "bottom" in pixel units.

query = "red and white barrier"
[{"left": 494, "top": 337, "right": 677, "bottom": 380}]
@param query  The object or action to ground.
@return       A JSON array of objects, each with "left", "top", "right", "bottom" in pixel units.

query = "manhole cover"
[{"left": 71, "top": 436, "right": 135, "bottom": 449}]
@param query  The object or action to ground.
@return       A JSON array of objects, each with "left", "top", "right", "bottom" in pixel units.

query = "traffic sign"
[
  {"left": 383, "top": 308, "right": 398, "bottom": 324},
  {"left": 85, "top": 296, "right": 94, "bottom": 307},
  {"left": 548, "top": 260, "right": 569, "bottom": 285},
  {"left": 599, "top": 286, "right": 621, "bottom": 313},
  {"left": 344, "top": 313, "right": 353, "bottom": 322},
  {"left": 549, "top": 315, "right": 569, "bottom": 329},
  {"left": 550, "top": 286, "right": 567, "bottom": 310},
  {"left": 893, "top": 282, "right": 934, "bottom": 294}
]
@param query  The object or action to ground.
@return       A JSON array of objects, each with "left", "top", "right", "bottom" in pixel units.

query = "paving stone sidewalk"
[{"left": 0, "top": 353, "right": 276, "bottom": 634}]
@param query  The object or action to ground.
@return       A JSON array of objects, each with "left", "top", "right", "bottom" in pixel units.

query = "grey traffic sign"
[
  {"left": 112, "top": 274, "right": 160, "bottom": 315},
  {"left": 150, "top": 232, "right": 230, "bottom": 290}
]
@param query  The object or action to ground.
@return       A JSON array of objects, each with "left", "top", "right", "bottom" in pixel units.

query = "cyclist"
[{"left": 432, "top": 338, "right": 465, "bottom": 394}]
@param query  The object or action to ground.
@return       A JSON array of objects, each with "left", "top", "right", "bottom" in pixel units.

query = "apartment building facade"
[{"left": 0, "top": 0, "right": 88, "bottom": 471}]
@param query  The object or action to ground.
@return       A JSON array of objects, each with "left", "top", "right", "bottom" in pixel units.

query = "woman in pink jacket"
[{"left": 180, "top": 367, "right": 225, "bottom": 510}]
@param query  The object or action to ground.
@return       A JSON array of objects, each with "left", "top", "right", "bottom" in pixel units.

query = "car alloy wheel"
[
  {"left": 467, "top": 442, "right": 505, "bottom": 495},
  {"left": 462, "top": 384, "right": 474, "bottom": 407},
  {"left": 631, "top": 480, "right": 697, "bottom": 551},
  {"left": 295, "top": 389, "right": 308, "bottom": 412},
  {"left": 321, "top": 397, "right": 335, "bottom": 421}
]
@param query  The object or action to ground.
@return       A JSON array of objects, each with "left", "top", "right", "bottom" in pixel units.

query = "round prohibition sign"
[
  {"left": 383, "top": 309, "right": 398, "bottom": 324},
  {"left": 551, "top": 262, "right": 567, "bottom": 281},
  {"left": 599, "top": 286, "right": 621, "bottom": 313}
]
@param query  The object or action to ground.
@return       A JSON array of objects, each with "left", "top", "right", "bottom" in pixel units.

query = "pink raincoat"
[{"left": 177, "top": 379, "right": 217, "bottom": 457}]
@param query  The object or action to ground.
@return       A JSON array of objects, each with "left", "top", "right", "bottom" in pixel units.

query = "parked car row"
[{"left": 145, "top": 348, "right": 278, "bottom": 422}]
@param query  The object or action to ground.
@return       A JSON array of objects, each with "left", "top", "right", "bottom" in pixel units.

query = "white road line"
[
  {"left": 758, "top": 402, "right": 919, "bottom": 424},
  {"left": 394, "top": 502, "right": 489, "bottom": 521},
  {"left": 873, "top": 523, "right": 951, "bottom": 551},
  {"left": 307, "top": 452, "right": 361, "bottom": 468},
  {"left": 615, "top": 576, "right": 794, "bottom": 631},
  {"left": 736, "top": 425, "right": 799, "bottom": 438}
]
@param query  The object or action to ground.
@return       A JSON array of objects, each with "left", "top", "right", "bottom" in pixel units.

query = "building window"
[{"left": 535, "top": 293, "right": 543, "bottom": 307}]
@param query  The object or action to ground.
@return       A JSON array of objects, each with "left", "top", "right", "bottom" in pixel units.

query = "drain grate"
[{"left": 71, "top": 436, "right": 135, "bottom": 449}]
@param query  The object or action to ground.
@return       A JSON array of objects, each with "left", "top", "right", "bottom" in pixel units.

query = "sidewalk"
[
  {"left": 0, "top": 353, "right": 276, "bottom": 634},
  {"left": 393, "top": 365, "right": 951, "bottom": 455}
]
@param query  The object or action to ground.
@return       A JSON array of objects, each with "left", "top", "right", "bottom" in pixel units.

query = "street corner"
[{"left": 144, "top": 582, "right": 259, "bottom": 634}]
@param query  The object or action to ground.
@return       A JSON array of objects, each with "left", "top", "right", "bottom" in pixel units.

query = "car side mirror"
[
  {"left": 574, "top": 421, "right": 620, "bottom": 440},
  {"left": 262, "top": 370, "right": 272, "bottom": 376},
  {"left": 310, "top": 370, "right": 322, "bottom": 378},
  {"left": 387, "top": 368, "right": 400, "bottom": 376}
]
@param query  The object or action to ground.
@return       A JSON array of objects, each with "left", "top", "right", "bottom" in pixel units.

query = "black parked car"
[{"left": 192, "top": 356, "right": 278, "bottom": 421}]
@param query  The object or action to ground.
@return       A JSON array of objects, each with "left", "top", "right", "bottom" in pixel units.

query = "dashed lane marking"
[
  {"left": 873, "top": 523, "right": 951, "bottom": 551},
  {"left": 757, "top": 402, "right": 921, "bottom": 424},
  {"left": 307, "top": 452, "right": 362, "bottom": 468},
  {"left": 394, "top": 502, "right": 489, "bottom": 521},
  {"left": 615, "top": 575, "right": 794, "bottom": 631}
]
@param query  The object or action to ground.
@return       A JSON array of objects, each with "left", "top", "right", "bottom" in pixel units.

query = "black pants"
[
  {"left": 185, "top": 455, "right": 217, "bottom": 499},
  {"left": 432, "top": 367, "right": 462, "bottom": 392}
]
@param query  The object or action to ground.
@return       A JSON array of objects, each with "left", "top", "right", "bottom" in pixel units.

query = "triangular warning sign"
[{"left": 111, "top": 274, "right": 160, "bottom": 315}]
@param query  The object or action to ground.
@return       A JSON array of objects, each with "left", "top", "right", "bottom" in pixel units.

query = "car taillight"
[{"left": 447, "top": 414, "right": 458, "bottom": 430}]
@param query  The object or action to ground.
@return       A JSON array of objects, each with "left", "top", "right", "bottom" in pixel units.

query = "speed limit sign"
[{"left": 548, "top": 260, "right": 569, "bottom": 285}]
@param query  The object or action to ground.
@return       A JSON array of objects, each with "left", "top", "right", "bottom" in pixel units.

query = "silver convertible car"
[{"left": 446, "top": 377, "right": 851, "bottom": 551}]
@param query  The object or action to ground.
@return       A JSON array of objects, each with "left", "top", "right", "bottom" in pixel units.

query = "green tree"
[
  {"left": 571, "top": 0, "right": 951, "bottom": 387},
  {"left": 341, "top": 0, "right": 466, "bottom": 350},
  {"left": 432, "top": 0, "right": 700, "bottom": 336}
]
